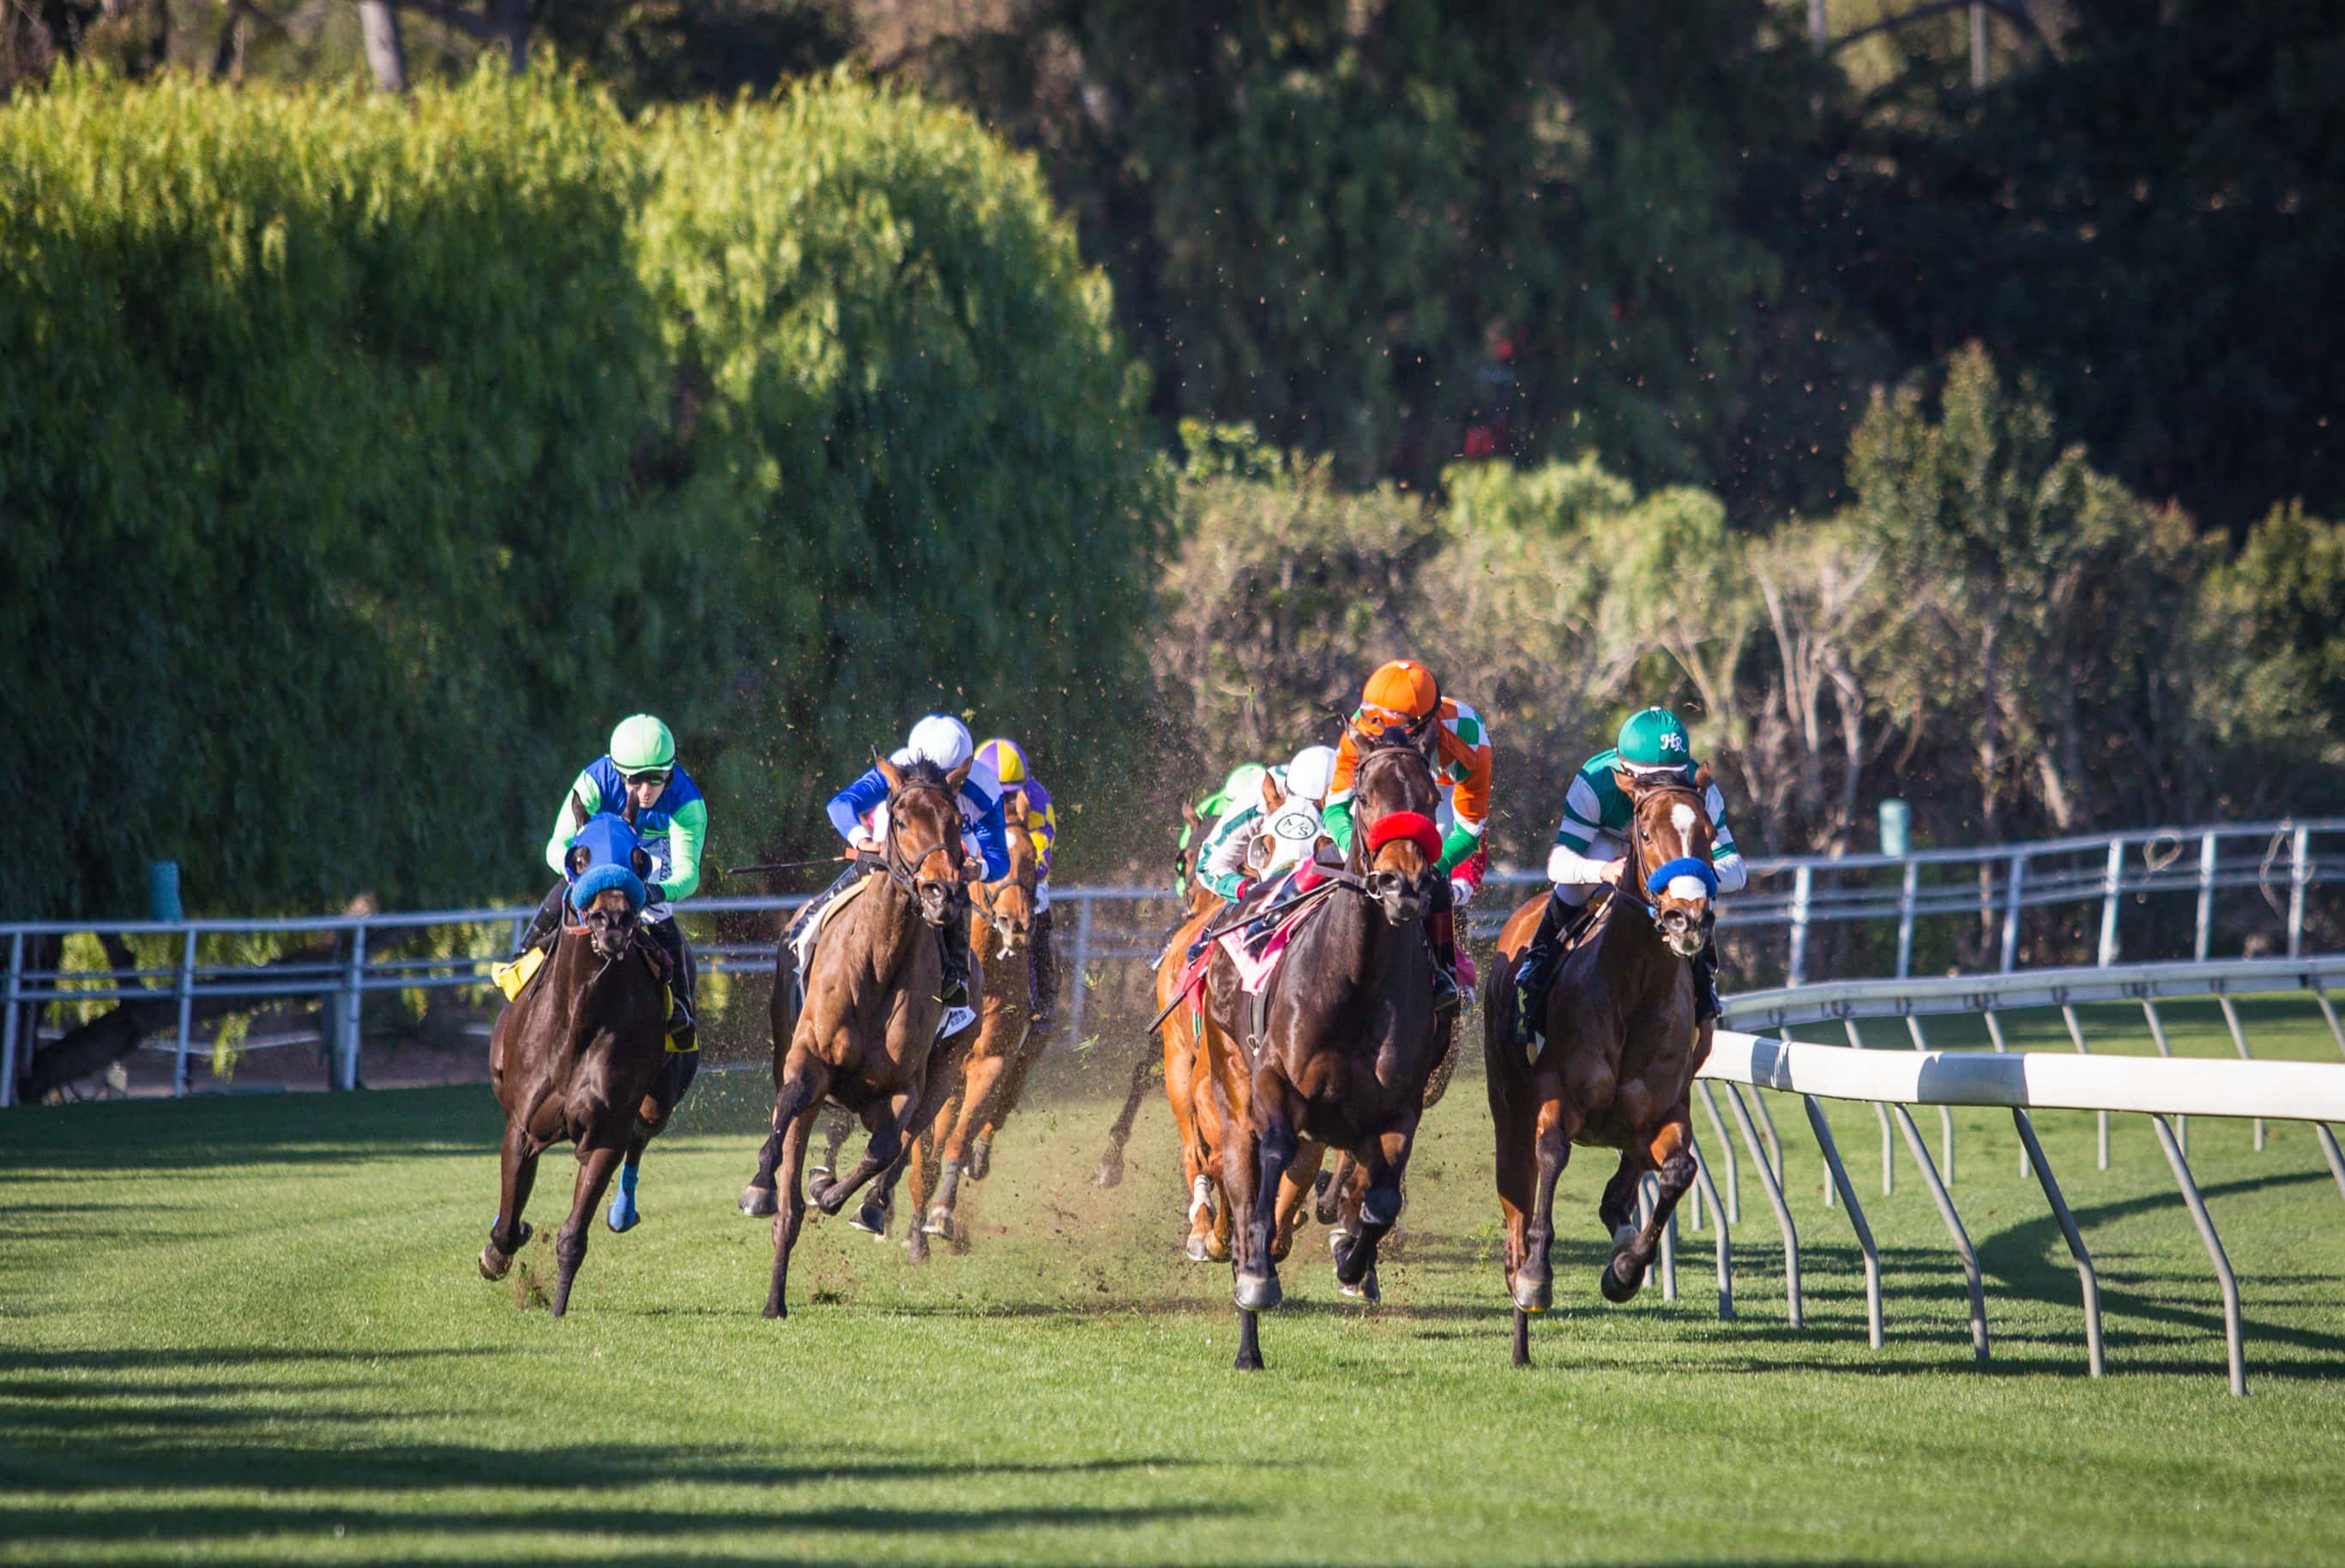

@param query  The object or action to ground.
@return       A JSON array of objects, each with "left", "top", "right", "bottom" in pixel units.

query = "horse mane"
[{"left": 894, "top": 757, "right": 952, "bottom": 792}]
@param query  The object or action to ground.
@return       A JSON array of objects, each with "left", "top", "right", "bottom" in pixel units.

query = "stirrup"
[
  {"left": 938, "top": 971, "right": 970, "bottom": 1008},
  {"left": 1432, "top": 965, "right": 1462, "bottom": 1016}
]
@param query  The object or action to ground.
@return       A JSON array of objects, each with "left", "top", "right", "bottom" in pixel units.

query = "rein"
[
  {"left": 1619, "top": 781, "right": 1709, "bottom": 930},
  {"left": 876, "top": 777, "right": 962, "bottom": 900}
]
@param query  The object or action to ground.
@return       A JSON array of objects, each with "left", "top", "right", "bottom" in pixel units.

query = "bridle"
[
  {"left": 1618, "top": 776, "right": 1715, "bottom": 943},
  {"left": 871, "top": 775, "right": 966, "bottom": 907},
  {"left": 1346, "top": 727, "right": 1439, "bottom": 877}
]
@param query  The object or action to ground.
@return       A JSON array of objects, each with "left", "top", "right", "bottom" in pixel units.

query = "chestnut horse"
[
  {"left": 1481, "top": 767, "right": 1719, "bottom": 1366},
  {"left": 903, "top": 794, "right": 1043, "bottom": 1259},
  {"left": 479, "top": 801, "right": 677, "bottom": 1317},
  {"left": 1195, "top": 721, "right": 1448, "bottom": 1370},
  {"left": 738, "top": 752, "right": 974, "bottom": 1318},
  {"left": 1094, "top": 800, "right": 1217, "bottom": 1189}
]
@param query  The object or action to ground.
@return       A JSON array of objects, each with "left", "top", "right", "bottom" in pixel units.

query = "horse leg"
[
  {"left": 928, "top": 1051, "right": 1007, "bottom": 1241},
  {"left": 1272, "top": 1139, "right": 1328, "bottom": 1264},
  {"left": 764, "top": 1068, "right": 829, "bottom": 1312},
  {"left": 1334, "top": 1125, "right": 1414, "bottom": 1299},
  {"left": 1095, "top": 1040, "right": 1159, "bottom": 1188},
  {"left": 607, "top": 1129, "right": 649, "bottom": 1234},
  {"left": 1516, "top": 1089, "right": 1576, "bottom": 1315},
  {"left": 1599, "top": 1151, "right": 1643, "bottom": 1252},
  {"left": 904, "top": 1121, "right": 938, "bottom": 1263},
  {"left": 974, "top": 1019, "right": 1043, "bottom": 1180},
  {"left": 810, "top": 1086, "right": 920, "bottom": 1219},
  {"left": 550, "top": 1131, "right": 627, "bottom": 1318},
  {"left": 1316, "top": 1152, "right": 1355, "bottom": 1231},
  {"left": 1601, "top": 1115, "right": 1697, "bottom": 1305},
  {"left": 1238, "top": 1070, "right": 1300, "bottom": 1313},
  {"left": 481, "top": 1114, "right": 543, "bottom": 1281},
  {"left": 743, "top": 1045, "right": 825, "bottom": 1217}
]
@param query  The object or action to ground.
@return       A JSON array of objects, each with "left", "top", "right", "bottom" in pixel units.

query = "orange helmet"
[{"left": 1361, "top": 659, "right": 1439, "bottom": 721}]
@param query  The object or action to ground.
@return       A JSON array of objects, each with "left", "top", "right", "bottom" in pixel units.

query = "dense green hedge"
[{"left": 0, "top": 69, "right": 1155, "bottom": 919}]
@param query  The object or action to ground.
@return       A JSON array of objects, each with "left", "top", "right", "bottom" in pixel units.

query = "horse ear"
[
  {"left": 1693, "top": 763, "right": 1713, "bottom": 792},
  {"left": 1613, "top": 766, "right": 1644, "bottom": 802},
  {"left": 1181, "top": 800, "right": 1202, "bottom": 829},
  {"left": 570, "top": 792, "right": 591, "bottom": 829},
  {"left": 630, "top": 846, "right": 652, "bottom": 877},
  {"left": 620, "top": 793, "right": 639, "bottom": 827},
  {"left": 873, "top": 748, "right": 903, "bottom": 792},
  {"left": 566, "top": 845, "right": 590, "bottom": 877},
  {"left": 1259, "top": 771, "right": 1281, "bottom": 813},
  {"left": 945, "top": 758, "right": 974, "bottom": 793}
]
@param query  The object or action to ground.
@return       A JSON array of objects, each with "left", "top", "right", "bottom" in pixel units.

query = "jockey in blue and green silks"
[
  {"left": 1512, "top": 707, "right": 1748, "bottom": 1050},
  {"left": 517, "top": 713, "right": 707, "bottom": 1057}
]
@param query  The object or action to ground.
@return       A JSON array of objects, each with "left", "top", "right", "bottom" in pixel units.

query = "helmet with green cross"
[{"left": 1616, "top": 707, "right": 1693, "bottom": 774}]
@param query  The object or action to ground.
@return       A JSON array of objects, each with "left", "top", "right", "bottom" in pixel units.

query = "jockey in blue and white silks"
[{"left": 809, "top": 715, "right": 1009, "bottom": 1007}]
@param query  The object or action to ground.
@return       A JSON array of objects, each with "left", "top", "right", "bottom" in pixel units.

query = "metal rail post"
[
  {"left": 2313, "top": 980, "right": 2345, "bottom": 1061},
  {"left": 2000, "top": 852, "right": 2026, "bottom": 971},
  {"left": 2289, "top": 824, "right": 2309, "bottom": 958},
  {"left": 1788, "top": 865, "right": 1812, "bottom": 986},
  {"left": 1696, "top": 1080, "right": 1740, "bottom": 1224},
  {"left": 2215, "top": 991, "right": 2263, "bottom": 1151},
  {"left": 1723, "top": 1083, "right": 1800, "bottom": 1328},
  {"left": 2098, "top": 837, "right": 2124, "bottom": 967},
  {"left": 1689, "top": 1132, "right": 1733, "bottom": 1318},
  {"left": 2060, "top": 1003, "right": 2109, "bottom": 1170},
  {"left": 2196, "top": 830, "right": 2216, "bottom": 961},
  {"left": 1804, "top": 1095, "right": 1884, "bottom": 1349},
  {"left": 1890, "top": 1104, "right": 1988, "bottom": 1362},
  {"left": 1064, "top": 895, "right": 1095, "bottom": 1048},
  {"left": 1905, "top": 1015, "right": 1955, "bottom": 1182},
  {"left": 1896, "top": 860, "right": 1919, "bottom": 979},
  {"left": 2010, "top": 1109, "right": 2103, "bottom": 1375},
  {"left": 0, "top": 932, "right": 21, "bottom": 1109},
  {"left": 337, "top": 923, "right": 367, "bottom": 1092},
  {"left": 172, "top": 929, "right": 197, "bottom": 1098},
  {"left": 2149, "top": 1113, "right": 2246, "bottom": 1396},
  {"left": 1642, "top": 1175, "right": 1678, "bottom": 1304},
  {"left": 1844, "top": 1019, "right": 1896, "bottom": 1196},
  {"left": 2141, "top": 999, "right": 2185, "bottom": 1155},
  {"left": 2315, "top": 1125, "right": 2345, "bottom": 1205},
  {"left": 1985, "top": 1008, "right": 2027, "bottom": 1177},
  {"left": 1750, "top": 1065, "right": 1785, "bottom": 1175}
]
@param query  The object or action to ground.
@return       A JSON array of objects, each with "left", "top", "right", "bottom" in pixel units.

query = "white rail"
[{"left": 1721, "top": 954, "right": 2345, "bottom": 1032}]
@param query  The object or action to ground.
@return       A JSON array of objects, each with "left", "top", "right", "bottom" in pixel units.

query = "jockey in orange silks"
[{"left": 1323, "top": 659, "right": 1492, "bottom": 1016}]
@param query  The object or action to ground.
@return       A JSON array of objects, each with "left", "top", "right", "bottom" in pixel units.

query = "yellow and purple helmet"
[{"left": 975, "top": 737, "right": 1030, "bottom": 786}]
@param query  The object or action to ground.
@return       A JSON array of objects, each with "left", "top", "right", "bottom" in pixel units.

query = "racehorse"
[
  {"left": 1193, "top": 721, "right": 1449, "bottom": 1370},
  {"left": 1480, "top": 766, "right": 1720, "bottom": 1366},
  {"left": 903, "top": 794, "right": 1044, "bottom": 1259},
  {"left": 738, "top": 752, "right": 974, "bottom": 1318},
  {"left": 479, "top": 799, "right": 680, "bottom": 1316},
  {"left": 1094, "top": 800, "right": 1216, "bottom": 1189}
]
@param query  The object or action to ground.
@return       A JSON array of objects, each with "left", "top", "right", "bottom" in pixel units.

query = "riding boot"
[
  {"left": 937, "top": 917, "right": 973, "bottom": 1009},
  {"left": 1030, "top": 907, "right": 1058, "bottom": 1031},
  {"left": 1511, "top": 890, "right": 1588, "bottom": 1047},
  {"left": 1427, "top": 889, "right": 1461, "bottom": 1016},
  {"left": 1691, "top": 916, "right": 1722, "bottom": 1028},
  {"left": 516, "top": 882, "right": 567, "bottom": 956},
  {"left": 646, "top": 916, "right": 696, "bottom": 1054}
]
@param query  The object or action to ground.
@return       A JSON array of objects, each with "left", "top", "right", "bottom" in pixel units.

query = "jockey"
[
  {"left": 820, "top": 714, "right": 1010, "bottom": 1009},
  {"left": 517, "top": 714, "right": 705, "bottom": 1054},
  {"left": 1512, "top": 706, "right": 1748, "bottom": 1050},
  {"left": 1173, "top": 761, "right": 1272, "bottom": 897},
  {"left": 1193, "top": 745, "right": 1339, "bottom": 904},
  {"left": 974, "top": 736, "right": 1060, "bottom": 1030},
  {"left": 1323, "top": 660, "right": 1492, "bottom": 1016}
]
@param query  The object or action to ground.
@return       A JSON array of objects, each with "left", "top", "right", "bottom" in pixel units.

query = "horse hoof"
[
  {"left": 1513, "top": 1272, "right": 1553, "bottom": 1314},
  {"left": 922, "top": 1208, "right": 953, "bottom": 1239},
  {"left": 1326, "top": 1226, "right": 1351, "bottom": 1254},
  {"left": 850, "top": 1202, "right": 889, "bottom": 1237},
  {"left": 1599, "top": 1258, "right": 1643, "bottom": 1305},
  {"left": 738, "top": 1186, "right": 777, "bottom": 1218},
  {"left": 968, "top": 1137, "right": 992, "bottom": 1182},
  {"left": 1185, "top": 1233, "right": 1213, "bottom": 1263},
  {"left": 606, "top": 1195, "right": 639, "bottom": 1234},
  {"left": 1233, "top": 1272, "right": 1282, "bottom": 1312},
  {"left": 1338, "top": 1265, "right": 1381, "bottom": 1303},
  {"left": 1094, "top": 1153, "right": 1124, "bottom": 1189},
  {"left": 907, "top": 1232, "right": 930, "bottom": 1264},
  {"left": 478, "top": 1245, "right": 509, "bottom": 1282}
]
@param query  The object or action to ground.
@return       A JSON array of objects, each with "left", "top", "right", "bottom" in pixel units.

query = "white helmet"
[
  {"left": 897, "top": 714, "right": 974, "bottom": 771},
  {"left": 1284, "top": 745, "right": 1338, "bottom": 805}
]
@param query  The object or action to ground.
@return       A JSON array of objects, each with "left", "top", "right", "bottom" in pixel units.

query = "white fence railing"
[
  {"left": 1680, "top": 998, "right": 2345, "bottom": 1398},
  {"left": 3, "top": 817, "right": 2342, "bottom": 1107}
]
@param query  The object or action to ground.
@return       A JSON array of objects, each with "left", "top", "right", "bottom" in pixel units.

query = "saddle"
[
  {"left": 780, "top": 871, "right": 973, "bottom": 1044},
  {"left": 489, "top": 937, "right": 685, "bottom": 1052}
]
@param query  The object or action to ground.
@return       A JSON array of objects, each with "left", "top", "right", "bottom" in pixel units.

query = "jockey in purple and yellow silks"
[{"left": 975, "top": 737, "right": 1063, "bottom": 1030}]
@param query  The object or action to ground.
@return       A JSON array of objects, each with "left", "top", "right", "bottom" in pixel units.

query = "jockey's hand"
[
  {"left": 1449, "top": 876, "right": 1476, "bottom": 907},
  {"left": 644, "top": 883, "right": 665, "bottom": 905},
  {"left": 848, "top": 830, "right": 881, "bottom": 855},
  {"left": 1598, "top": 858, "right": 1630, "bottom": 888}
]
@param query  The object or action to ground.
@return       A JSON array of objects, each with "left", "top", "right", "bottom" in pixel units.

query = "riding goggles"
[{"left": 622, "top": 768, "right": 672, "bottom": 788}]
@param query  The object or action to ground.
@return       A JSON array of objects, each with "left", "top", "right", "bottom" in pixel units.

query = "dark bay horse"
[
  {"left": 904, "top": 794, "right": 1044, "bottom": 1258},
  {"left": 1481, "top": 766, "right": 1720, "bottom": 1366},
  {"left": 1094, "top": 800, "right": 1217, "bottom": 1189},
  {"left": 1194, "top": 722, "right": 1448, "bottom": 1370},
  {"left": 739, "top": 752, "right": 973, "bottom": 1318},
  {"left": 480, "top": 801, "right": 678, "bottom": 1317}
]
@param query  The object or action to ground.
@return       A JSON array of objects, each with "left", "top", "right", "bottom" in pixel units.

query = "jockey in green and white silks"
[
  {"left": 1174, "top": 762, "right": 1273, "bottom": 898},
  {"left": 1192, "top": 746, "right": 1338, "bottom": 903},
  {"left": 1513, "top": 708, "right": 1747, "bottom": 1045}
]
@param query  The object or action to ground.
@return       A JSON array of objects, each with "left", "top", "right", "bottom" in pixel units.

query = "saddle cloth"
[
  {"left": 785, "top": 872, "right": 972, "bottom": 1042},
  {"left": 1217, "top": 882, "right": 1335, "bottom": 996},
  {"left": 488, "top": 941, "right": 684, "bottom": 1052}
]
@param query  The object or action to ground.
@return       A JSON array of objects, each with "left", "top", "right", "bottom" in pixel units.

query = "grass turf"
[{"left": 3, "top": 993, "right": 2342, "bottom": 1566}]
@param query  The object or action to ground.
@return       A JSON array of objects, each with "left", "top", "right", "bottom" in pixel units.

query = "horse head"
[
  {"left": 1619, "top": 763, "right": 1717, "bottom": 958},
  {"left": 1345, "top": 718, "right": 1442, "bottom": 926},
  {"left": 564, "top": 797, "right": 654, "bottom": 962},
  {"left": 872, "top": 747, "right": 973, "bottom": 930},
  {"left": 978, "top": 796, "right": 1038, "bottom": 960}
]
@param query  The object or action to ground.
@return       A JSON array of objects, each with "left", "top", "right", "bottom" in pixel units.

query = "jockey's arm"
[
  {"left": 1544, "top": 774, "right": 1617, "bottom": 887},
  {"left": 656, "top": 796, "right": 708, "bottom": 902},
  {"left": 1435, "top": 722, "right": 1492, "bottom": 875},
  {"left": 1705, "top": 782, "right": 1748, "bottom": 894},
  {"left": 1195, "top": 806, "right": 1261, "bottom": 902},
  {"left": 542, "top": 768, "right": 603, "bottom": 877},
  {"left": 826, "top": 769, "right": 889, "bottom": 848},
  {"left": 966, "top": 787, "right": 1013, "bottom": 882},
  {"left": 1025, "top": 783, "right": 1058, "bottom": 877}
]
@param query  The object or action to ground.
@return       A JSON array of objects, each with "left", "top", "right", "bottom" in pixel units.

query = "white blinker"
[{"left": 1667, "top": 874, "right": 1709, "bottom": 904}]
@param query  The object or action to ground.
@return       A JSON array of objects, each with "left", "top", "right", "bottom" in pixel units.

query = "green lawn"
[{"left": 3, "top": 994, "right": 2342, "bottom": 1566}]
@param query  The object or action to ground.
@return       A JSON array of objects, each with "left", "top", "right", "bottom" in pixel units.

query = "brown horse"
[
  {"left": 479, "top": 800, "right": 676, "bottom": 1317},
  {"left": 1094, "top": 800, "right": 1217, "bottom": 1189},
  {"left": 903, "top": 794, "right": 1043, "bottom": 1259},
  {"left": 1195, "top": 722, "right": 1448, "bottom": 1370},
  {"left": 739, "top": 752, "right": 974, "bottom": 1318},
  {"left": 1481, "top": 767, "right": 1719, "bottom": 1366}
]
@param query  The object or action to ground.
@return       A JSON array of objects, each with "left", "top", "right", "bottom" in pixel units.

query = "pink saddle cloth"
[{"left": 1217, "top": 888, "right": 1333, "bottom": 995}]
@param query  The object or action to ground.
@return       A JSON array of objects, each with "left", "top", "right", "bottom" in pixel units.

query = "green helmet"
[
  {"left": 1222, "top": 762, "right": 1269, "bottom": 800},
  {"left": 609, "top": 714, "right": 676, "bottom": 773},
  {"left": 1617, "top": 707, "right": 1691, "bottom": 770}
]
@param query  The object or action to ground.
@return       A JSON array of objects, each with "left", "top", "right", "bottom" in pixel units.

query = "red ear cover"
[{"left": 1365, "top": 811, "right": 1444, "bottom": 864}]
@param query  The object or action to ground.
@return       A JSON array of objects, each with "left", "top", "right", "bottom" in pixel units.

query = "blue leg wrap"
[{"left": 606, "top": 1157, "right": 641, "bottom": 1233}]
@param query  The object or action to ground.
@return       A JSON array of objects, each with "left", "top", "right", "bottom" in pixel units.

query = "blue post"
[{"left": 148, "top": 861, "right": 184, "bottom": 923}]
